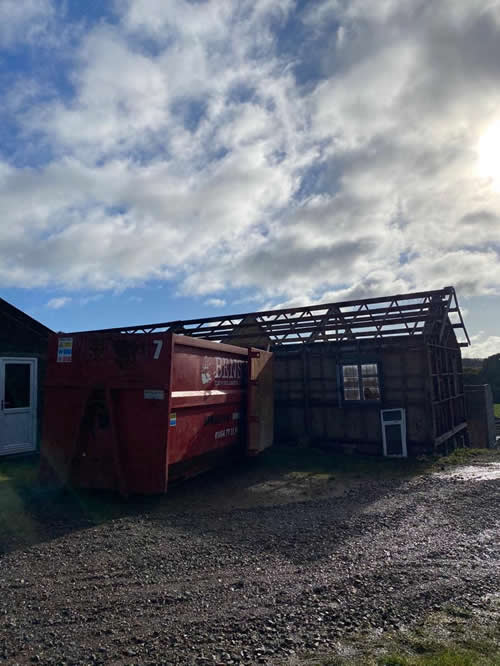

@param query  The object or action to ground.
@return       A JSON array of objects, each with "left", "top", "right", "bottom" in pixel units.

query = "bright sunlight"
[{"left": 478, "top": 122, "right": 500, "bottom": 190}]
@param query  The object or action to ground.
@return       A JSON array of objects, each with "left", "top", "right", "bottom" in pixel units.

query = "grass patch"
[
  {"left": 494, "top": 403, "right": 500, "bottom": 418},
  {"left": 377, "top": 648, "right": 500, "bottom": 665},
  {"left": 317, "top": 635, "right": 500, "bottom": 666},
  {"left": 313, "top": 600, "right": 500, "bottom": 666},
  {"left": 256, "top": 446, "right": 427, "bottom": 480},
  {"left": 0, "top": 456, "right": 38, "bottom": 487},
  {"left": 256, "top": 445, "right": 499, "bottom": 482},
  {"left": 320, "top": 649, "right": 500, "bottom": 666},
  {"left": 0, "top": 457, "right": 43, "bottom": 550},
  {"left": 0, "top": 456, "right": 39, "bottom": 519},
  {"left": 442, "top": 604, "right": 473, "bottom": 619},
  {"left": 431, "top": 447, "right": 496, "bottom": 468},
  {"left": 0, "top": 455, "right": 138, "bottom": 553}
]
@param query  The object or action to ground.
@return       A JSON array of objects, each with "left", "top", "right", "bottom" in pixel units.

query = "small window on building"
[
  {"left": 342, "top": 365, "right": 361, "bottom": 401},
  {"left": 342, "top": 363, "right": 380, "bottom": 402}
]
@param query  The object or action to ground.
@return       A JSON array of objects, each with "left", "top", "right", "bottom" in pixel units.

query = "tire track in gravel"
[{"left": 0, "top": 463, "right": 499, "bottom": 664}]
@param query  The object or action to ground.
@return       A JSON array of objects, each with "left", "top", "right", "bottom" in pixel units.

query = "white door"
[
  {"left": 0, "top": 358, "right": 37, "bottom": 455},
  {"left": 381, "top": 408, "right": 407, "bottom": 458}
]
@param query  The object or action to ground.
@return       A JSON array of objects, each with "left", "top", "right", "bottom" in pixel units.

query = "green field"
[{"left": 495, "top": 403, "right": 500, "bottom": 418}]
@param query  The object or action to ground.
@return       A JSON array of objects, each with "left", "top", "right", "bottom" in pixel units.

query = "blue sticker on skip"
[{"left": 169, "top": 413, "right": 176, "bottom": 426}]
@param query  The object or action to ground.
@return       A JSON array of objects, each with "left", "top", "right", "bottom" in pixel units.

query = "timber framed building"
[{"left": 80, "top": 286, "right": 470, "bottom": 457}]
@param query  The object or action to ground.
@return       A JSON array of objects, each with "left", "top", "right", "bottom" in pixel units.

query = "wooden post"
[{"left": 302, "top": 346, "right": 312, "bottom": 445}]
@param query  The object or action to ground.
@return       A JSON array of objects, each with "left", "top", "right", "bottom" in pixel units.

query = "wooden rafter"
[{"left": 66, "top": 286, "right": 469, "bottom": 348}]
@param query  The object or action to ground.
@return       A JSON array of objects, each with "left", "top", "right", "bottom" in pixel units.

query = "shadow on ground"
[
  {"left": 0, "top": 446, "right": 495, "bottom": 557},
  {"left": 1, "top": 447, "right": 498, "bottom": 665}
]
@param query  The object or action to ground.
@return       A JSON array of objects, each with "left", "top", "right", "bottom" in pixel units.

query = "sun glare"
[{"left": 478, "top": 122, "right": 500, "bottom": 190}]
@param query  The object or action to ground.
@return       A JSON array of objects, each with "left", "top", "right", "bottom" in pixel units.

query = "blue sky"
[{"left": 1, "top": 0, "right": 500, "bottom": 356}]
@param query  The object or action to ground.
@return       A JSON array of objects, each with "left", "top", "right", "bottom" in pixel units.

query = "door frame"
[
  {"left": 380, "top": 408, "right": 407, "bottom": 458},
  {"left": 0, "top": 357, "right": 38, "bottom": 455}
]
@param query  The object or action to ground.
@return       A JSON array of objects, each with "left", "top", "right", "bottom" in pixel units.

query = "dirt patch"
[
  {"left": 245, "top": 471, "right": 352, "bottom": 502},
  {"left": 0, "top": 449, "right": 499, "bottom": 665}
]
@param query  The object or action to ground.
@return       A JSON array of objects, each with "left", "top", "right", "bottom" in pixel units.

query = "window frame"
[{"left": 341, "top": 361, "right": 381, "bottom": 404}]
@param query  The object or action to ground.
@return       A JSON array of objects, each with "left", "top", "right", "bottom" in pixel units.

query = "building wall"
[
  {"left": 274, "top": 339, "right": 434, "bottom": 455},
  {"left": 465, "top": 384, "right": 496, "bottom": 448},
  {"left": 0, "top": 308, "right": 50, "bottom": 451}
]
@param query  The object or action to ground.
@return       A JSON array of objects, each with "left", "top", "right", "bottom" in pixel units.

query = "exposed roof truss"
[{"left": 73, "top": 286, "right": 470, "bottom": 348}]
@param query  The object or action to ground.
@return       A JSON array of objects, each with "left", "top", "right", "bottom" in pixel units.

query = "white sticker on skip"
[
  {"left": 57, "top": 337, "right": 73, "bottom": 363},
  {"left": 144, "top": 389, "right": 165, "bottom": 400}
]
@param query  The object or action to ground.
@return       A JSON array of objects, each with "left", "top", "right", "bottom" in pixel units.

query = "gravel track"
[{"left": 0, "top": 458, "right": 499, "bottom": 665}]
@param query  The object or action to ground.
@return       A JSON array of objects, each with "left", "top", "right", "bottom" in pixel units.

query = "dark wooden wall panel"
[{"left": 274, "top": 339, "right": 434, "bottom": 454}]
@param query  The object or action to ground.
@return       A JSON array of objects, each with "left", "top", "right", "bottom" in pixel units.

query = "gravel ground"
[{"left": 0, "top": 454, "right": 499, "bottom": 665}]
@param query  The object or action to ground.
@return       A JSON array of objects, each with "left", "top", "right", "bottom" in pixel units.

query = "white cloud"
[
  {"left": 401, "top": 250, "right": 500, "bottom": 298},
  {"left": 464, "top": 332, "right": 500, "bottom": 359},
  {"left": 205, "top": 298, "right": 226, "bottom": 308},
  {"left": 46, "top": 296, "right": 71, "bottom": 309},
  {"left": 2, "top": 1, "right": 299, "bottom": 291},
  {"left": 79, "top": 294, "right": 103, "bottom": 305},
  {"left": 36, "top": 26, "right": 171, "bottom": 159},
  {"left": 3, "top": 0, "right": 500, "bottom": 314},
  {"left": 0, "top": 0, "right": 54, "bottom": 47}
]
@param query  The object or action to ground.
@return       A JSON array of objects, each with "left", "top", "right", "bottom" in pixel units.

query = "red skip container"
[{"left": 40, "top": 332, "right": 273, "bottom": 495}]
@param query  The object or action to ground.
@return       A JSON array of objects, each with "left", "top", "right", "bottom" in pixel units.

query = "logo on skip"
[
  {"left": 201, "top": 357, "right": 213, "bottom": 385},
  {"left": 201, "top": 356, "right": 244, "bottom": 385}
]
